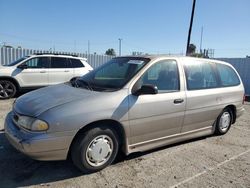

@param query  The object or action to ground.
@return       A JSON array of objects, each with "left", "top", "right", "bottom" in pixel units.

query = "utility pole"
[
  {"left": 186, "top": 0, "right": 196, "bottom": 56},
  {"left": 88, "top": 40, "right": 90, "bottom": 55},
  {"left": 199, "top": 26, "right": 203, "bottom": 53},
  {"left": 118, "top": 38, "right": 122, "bottom": 56}
]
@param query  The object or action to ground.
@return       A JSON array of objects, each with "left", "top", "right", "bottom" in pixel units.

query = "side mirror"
[
  {"left": 17, "top": 64, "right": 28, "bottom": 69},
  {"left": 133, "top": 84, "right": 158, "bottom": 96}
]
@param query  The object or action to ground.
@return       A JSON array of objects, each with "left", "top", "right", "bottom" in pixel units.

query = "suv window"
[
  {"left": 51, "top": 57, "right": 70, "bottom": 68},
  {"left": 216, "top": 64, "right": 240, "bottom": 86},
  {"left": 138, "top": 60, "right": 179, "bottom": 93},
  {"left": 24, "top": 57, "right": 49, "bottom": 68},
  {"left": 70, "top": 59, "right": 84, "bottom": 68},
  {"left": 184, "top": 61, "right": 218, "bottom": 90}
]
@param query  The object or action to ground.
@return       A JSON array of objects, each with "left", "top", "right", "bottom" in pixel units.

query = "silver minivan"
[{"left": 5, "top": 56, "right": 245, "bottom": 173}]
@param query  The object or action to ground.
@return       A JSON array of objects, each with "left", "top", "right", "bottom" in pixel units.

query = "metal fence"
[
  {"left": 0, "top": 47, "right": 114, "bottom": 68},
  {"left": 0, "top": 47, "right": 249, "bottom": 95},
  {"left": 216, "top": 58, "right": 250, "bottom": 96}
]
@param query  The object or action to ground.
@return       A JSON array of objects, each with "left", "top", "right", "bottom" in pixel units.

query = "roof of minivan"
[{"left": 117, "top": 55, "right": 230, "bottom": 66}]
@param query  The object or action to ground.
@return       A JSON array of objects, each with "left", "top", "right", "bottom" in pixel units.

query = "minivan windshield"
[
  {"left": 4, "top": 56, "right": 28, "bottom": 66},
  {"left": 75, "top": 57, "right": 150, "bottom": 91}
]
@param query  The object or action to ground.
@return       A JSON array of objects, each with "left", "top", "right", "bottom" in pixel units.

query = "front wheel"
[
  {"left": 215, "top": 108, "right": 233, "bottom": 135},
  {"left": 71, "top": 126, "right": 119, "bottom": 173},
  {"left": 0, "top": 80, "right": 17, "bottom": 99}
]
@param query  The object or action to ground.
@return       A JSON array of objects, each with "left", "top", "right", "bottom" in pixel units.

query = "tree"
[
  {"left": 105, "top": 48, "right": 116, "bottom": 56},
  {"left": 187, "top": 43, "right": 196, "bottom": 55}
]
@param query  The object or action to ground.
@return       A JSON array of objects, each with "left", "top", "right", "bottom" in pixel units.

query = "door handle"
[
  {"left": 64, "top": 70, "right": 70, "bottom": 72},
  {"left": 174, "top": 99, "right": 184, "bottom": 104},
  {"left": 40, "top": 71, "right": 46, "bottom": 73}
]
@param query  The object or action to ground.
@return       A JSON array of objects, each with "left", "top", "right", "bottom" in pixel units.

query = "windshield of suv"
[
  {"left": 75, "top": 57, "right": 150, "bottom": 91},
  {"left": 4, "top": 56, "right": 28, "bottom": 66}
]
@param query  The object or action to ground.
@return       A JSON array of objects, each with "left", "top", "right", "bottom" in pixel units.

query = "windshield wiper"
[{"left": 90, "top": 85, "right": 117, "bottom": 92}]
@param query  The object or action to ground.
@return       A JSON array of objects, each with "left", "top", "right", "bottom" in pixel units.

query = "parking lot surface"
[{"left": 0, "top": 98, "right": 249, "bottom": 188}]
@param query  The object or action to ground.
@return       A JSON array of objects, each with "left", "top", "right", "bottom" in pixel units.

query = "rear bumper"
[{"left": 4, "top": 112, "right": 75, "bottom": 161}]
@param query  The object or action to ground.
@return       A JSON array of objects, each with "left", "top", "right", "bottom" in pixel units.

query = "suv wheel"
[
  {"left": 0, "top": 80, "right": 17, "bottom": 99},
  {"left": 71, "top": 126, "right": 119, "bottom": 173},
  {"left": 215, "top": 108, "right": 232, "bottom": 135}
]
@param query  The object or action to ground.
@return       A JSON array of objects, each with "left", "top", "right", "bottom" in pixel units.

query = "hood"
[
  {"left": 14, "top": 83, "right": 98, "bottom": 117},
  {"left": 0, "top": 65, "right": 16, "bottom": 75},
  {"left": 0, "top": 65, "right": 12, "bottom": 70}
]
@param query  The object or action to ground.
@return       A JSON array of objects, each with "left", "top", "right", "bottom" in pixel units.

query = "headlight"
[
  {"left": 31, "top": 119, "right": 49, "bottom": 131},
  {"left": 17, "top": 116, "right": 49, "bottom": 131}
]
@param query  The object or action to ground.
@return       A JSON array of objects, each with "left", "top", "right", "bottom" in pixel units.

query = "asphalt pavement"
[{"left": 0, "top": 99, "right": 249, "bottom": 188}]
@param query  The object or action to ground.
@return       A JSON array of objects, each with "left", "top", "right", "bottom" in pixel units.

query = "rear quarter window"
[
  {"left": 70, "top": 59, "right": 84, "bottom": 68},
  {"left": 216, "top": 63, "right": 240, "bottom": 86}
]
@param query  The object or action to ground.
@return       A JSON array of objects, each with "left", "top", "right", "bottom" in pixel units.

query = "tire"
[
  {"left": 71, "top": 126, "right": 119, "bottom": 173},
  {"left": 0, "top": 80, "right": 17, "bottom": 100},
  {"left": 215, "top": 108, "right": 233, "bottom": 135}
]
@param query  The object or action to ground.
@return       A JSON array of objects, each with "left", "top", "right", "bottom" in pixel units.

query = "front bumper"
[{"left": 4, "top": 112, "right": 76, "bottom": 161}]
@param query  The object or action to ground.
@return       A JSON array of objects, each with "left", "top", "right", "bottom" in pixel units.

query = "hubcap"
[
  {"left": 0, "top": 81, "right": 14, "bottom": 99},
  {"left": 86, "top": 135, "right": 113, "bottom": 167},
  {"left": 219, "top": 112, "right": 231, "bottom": 132}
]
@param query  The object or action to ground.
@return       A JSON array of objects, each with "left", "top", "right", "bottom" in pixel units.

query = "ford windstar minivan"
[{"left": 5, "top": 56, "right": 245, "bottom": 173}]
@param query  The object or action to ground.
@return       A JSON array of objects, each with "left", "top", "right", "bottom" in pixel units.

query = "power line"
[
  {"left": 118, "top": 38, "right": 122, "bottom": 56},
  {"left": 0, "top": 32, "right": 117, "bottom": 47}
]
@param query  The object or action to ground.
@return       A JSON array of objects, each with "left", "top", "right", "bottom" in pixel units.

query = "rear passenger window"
[
  {"left": 51, "top": 57, "right": 70, "bottom": 68},
  {"left": 184, "top": 61, "right": 218, "bottom": 90},
  {"left": 216, "top": 64, "right": 240, "bottom": 86},
  {"left": 70, "top": 59, "right": 84, "bottom": 68}
]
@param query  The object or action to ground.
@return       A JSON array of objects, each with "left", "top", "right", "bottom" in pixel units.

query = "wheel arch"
[
  {"left": 0, "top": 76, "right": 20, "bottom": 90},
  {"left": 224, "top": 104, "right": 236, "bottom": 124},
  {"left": 69, "top": 76, "right": 81, "bottom": 82},
  {"left": 68, "top": 119, "right": 127, "bottom": 158}
]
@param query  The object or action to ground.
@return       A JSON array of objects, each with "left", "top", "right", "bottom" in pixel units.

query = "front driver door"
[
  {"left": 128, "top": 59, "right": 186, "bottom": 145},
  {"left": 18, "top": 57, "right": 49, "bottom": 87}
]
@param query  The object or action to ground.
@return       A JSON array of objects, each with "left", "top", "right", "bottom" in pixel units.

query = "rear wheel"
[
  {"left": 215, "top": 108, "right": 233, "bottom": 135},
  {"left": 0, "top": 80, "right": 17, "bottom": 99},
  {"left": 71, "top": 126, "right": 119, "bottom": 173}
]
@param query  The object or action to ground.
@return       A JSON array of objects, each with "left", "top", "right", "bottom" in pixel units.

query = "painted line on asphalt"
[{"left": 170, "top": 149, "right": 250, "bottom": 188}]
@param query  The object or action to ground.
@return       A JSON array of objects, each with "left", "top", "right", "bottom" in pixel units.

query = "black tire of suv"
[
  {"left": 0, "top": 80, "right": 17, "bottom": 100},
  {"left": 71, "top": 126, "right": 119, "bottom": 174},
  {"left": 215, "top": 108, "right": 233, "bottom": 135}
]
